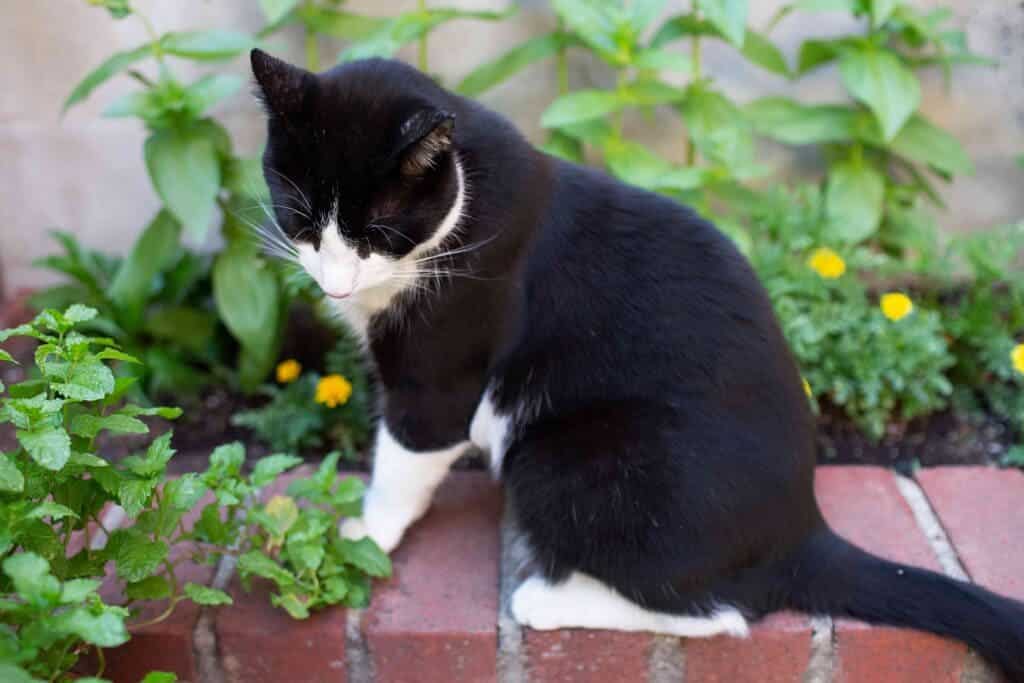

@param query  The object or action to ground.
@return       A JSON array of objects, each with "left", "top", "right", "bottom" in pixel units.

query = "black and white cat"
[{"left": 250, "top": 49, "right": 1024, "bottom": 679}]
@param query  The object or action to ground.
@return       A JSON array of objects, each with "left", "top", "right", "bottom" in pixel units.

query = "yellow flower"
[
  {"left": 803, "top": 378, "right": 812, "bottom": 398},
  {"left": 807, "top": 247, "right": 846, "bottom": 279},
  {"left": 315, "top": 374, "right": 352, "bottom": 408},
  {"left": 880, "top": 292, "right": 914, "bottom": 322},
  {"left": 276, "top": 359, "right": 302, "bottom": 384},
  {"left": 1012, "top": 343, "right": 1024, "bottom": 376}
]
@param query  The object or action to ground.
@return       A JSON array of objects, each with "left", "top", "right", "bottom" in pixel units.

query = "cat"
[{"left": 250, "top": 48, "right": 1024, "bottom": 679}]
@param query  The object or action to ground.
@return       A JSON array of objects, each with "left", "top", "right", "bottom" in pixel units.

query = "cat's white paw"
[
  {"left": 338, "top": 492, "right": 415, "bottom": 554},
  {"left": 510, "top": 577, "right": 563, "bottom": 630},
  {"left": 714, "top": 609, "right": 750, "bottom": 638}
]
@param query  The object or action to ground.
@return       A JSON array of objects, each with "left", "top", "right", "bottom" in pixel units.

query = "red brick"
[
  {"left": 684, "top": 611, "right": 811, "bottom": 683},
  {"left": 523, "top": 629, "right": 652, "bottom": 682},
  {"left": 363, "top": 473, "right": 502, "bottom": 683},
  {"left": 216, "top": 466, "right": 349, "bottom": 683},
  {"left": 917, "top": 467, "right": 1024, "bottom": 601},
  {"left": 815, "top": 466, "right": 966, "bottom": 682},
  {"left": 101, "top": 493, "right": 217, "bottom": 683}
]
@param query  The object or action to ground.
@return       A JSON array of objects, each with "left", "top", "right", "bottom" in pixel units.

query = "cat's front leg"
[{"left": 340, "top": 423, "right": 469, "bottom": 553}]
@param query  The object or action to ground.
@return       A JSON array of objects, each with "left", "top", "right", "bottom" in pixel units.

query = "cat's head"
[{"left": 251, "top": 49, "right": 465, "bottom": 302}]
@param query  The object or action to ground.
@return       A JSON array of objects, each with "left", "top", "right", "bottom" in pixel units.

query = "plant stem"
[
  {"left": 134, "top": 7, "right": 165, "bottom": 65},
  {"left": 417, "top": 0, "right": 429, "bottom": 72},
  {"left": 556, "top": 20, "right": 569, "bottom": 95},
  {"left": 304, "top": 1, "right": 320, "bottom": 71},
  {"left": 685, "top": 4, "right": 703, "bottom": 166}
]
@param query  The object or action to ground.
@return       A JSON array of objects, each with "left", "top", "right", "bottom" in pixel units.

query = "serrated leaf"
[
  {"left": 208, "top": 442, "right": 246, "bottom": 477},
  {"left": 3, "top": 552, "right": 60, "bottom": 603},
  {"left": 332, "top": 477, "right": 366, "bottom": 505},
  {"left": 260, "top": 495, "right": 299, "bottom": 538},
  {"left": 126, "top": 575, "right": 173, "bottom": 600},
  {"left": 271, "top": 591, "right": 310, "bottom": 619},
  {"left": 250, "top": 454, "right": 303, "bottom": 487},
  {"left": 184, "top": 582, "right": 233, "bottom": 606},
  {"left": 60, "top": 578, "right": 101, "bottom": 604},
  {"left": 94, "top": 348, "right": 142, "bottom": 364},
  {"left": 840, "top": 46, "right": 920, "bottom": 141},
  {"left": 60, "top": 606, "right": 129, "bottom": 647},
  {"left": 27, "top": 502, "right": 78, "bottom": 521},
  {"left": 70, "top": 413, "right": 148, "bottom": 439},
  {"left": 53, "top": 358, "right": 115, "bottom": 401},
  {"left": 0, "top": 454, "right": 24, "bottom": 493},
  {"left": 237, "top": 550, "right": 296, "bottom": 588},
  {"left": 285, "top": 541, "right": 324, "bottom": 572},
  {"left": 165, "top": 473, "right": 208, "bottom": 510},
  {"left": 63, "top": 43, "right": 154, "bottom": 112},
  {"left": 337, "top": 537, "right": 391, "bottom": 578},
  {"left": 145, "top": 129, "right": 220, "bottom": 238},
  {"left": 117, "top": 477, "right": 159, "bottom": 517},
  {"left": 826, "top": 159, "right": 885, "bottom": 244},
  {"left": 457, "top": 34, "right": 563, "bottom": 97},
  {"left": 64, "top": 304, "right": 98, "bottom": 323},
  {"left": 114, "top": 532, "right": 168, "bottom": 582},
  {"left": 18, "top": 425, "right": 71, "bottom": 471}
]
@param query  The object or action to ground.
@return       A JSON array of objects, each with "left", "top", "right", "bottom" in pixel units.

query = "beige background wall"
[{"left": 1, "top": 1, "right": 1022, "bottom": 293}]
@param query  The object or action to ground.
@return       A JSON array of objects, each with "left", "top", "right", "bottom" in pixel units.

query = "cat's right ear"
[{"left": 251, "top": 49, "right": 315, "bottom": 123}]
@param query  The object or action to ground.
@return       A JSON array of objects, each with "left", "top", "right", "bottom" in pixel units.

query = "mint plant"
[{"left": 0, "top": 306, "right": 387, "bottom": 681}]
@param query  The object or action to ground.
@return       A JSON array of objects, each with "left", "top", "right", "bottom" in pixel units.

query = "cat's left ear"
[{"left": 396, "top": 109, "right": 456, "bottom": 177}]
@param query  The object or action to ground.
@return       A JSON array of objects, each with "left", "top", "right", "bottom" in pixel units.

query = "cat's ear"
[
  {"left": 251, "top": 49, "right": 315, "bottom": 122},
  {"left": 396, "top": 109, "right": 456, "bottom": 176}
]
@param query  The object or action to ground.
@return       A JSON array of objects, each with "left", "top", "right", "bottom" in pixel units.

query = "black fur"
[{"left": 252, "top": 50, "right": 1024, "bottom": 680}]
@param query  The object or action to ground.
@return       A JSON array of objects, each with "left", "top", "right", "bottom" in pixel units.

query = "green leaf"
[
  {"left": 208, "top": 442, "right": 246, "bottom": 477},
  {"left": 145, "top": 305, "right": 216, "bottom": 352},
  {"left": 698, "top": 0, "right": 748, "bottom": 47},
  {"left": 95, "top": 348, "right": 142, "bottom": 364},
  {"left": 826, "top": 159, "right": 885, "bottom": 244},
  {"left": 871, "top": 0, "right": 899, "bottom": 27},
  {"left": 337, "top": 537, "right": 391, "bottom": 578},
  {"left": 541, "top": 90, "right": 624, "bottom": 129},
  {"left": 741, "top": 30, "right": 790, "bottom": 76},
  {"left": 60, "top": 578, "right": 101, "bottom": 603},
  {"left": 539, "top": 130, "right": 584, "bottom": 163},
  {"left": 161, "top": 30, "right": 255, "bottom": 61},
  {"left": 70, "top": 413, "right": 148, "bottom": 439},
  {"left": 3, "top": 552, "right": 60, "bottom": 603},
  {"left": 285, "top": 541, "right": 324, "bottom": 572},
  {"left": 332, "top": 477, "right": 366, "bottom": 505},
  {"left": 840, "top": 47, "right": 920, "bottom": 141},
  {"left": 26, "top": 502, "right": 79, "bottom": 521},
  {"left": 126, "top": 575, "right": 173, "bottom": 600},
  {"left": 603, "top": 139, "right": 706, "bottom": 192},
  {"left": 237, "top": 550, "right": 296, "bottom": 588},
  {"left": 260, "top": 0, "right": 300, "bottom": 24},
  {"left": 145, "top": 129, "right": 221, "bottom": 237},
  {"left": 114, "top": 532, "right": 169, "bottom": 582},
  {"left": 0, "top": 349, "right": 14, "bottom": 364},
  {"left": 680, "top": 85, "right": 754, "bottom": 167},
  {"left": 60, "top": 606, "right": 129, "bottom": 647},
  {"left": 117, "top": 477, "right": 160, "bottom": 517},
  {"left": 141, "top": 673, "right": 178, "bottom": 683},
  {"left": 184, "top": 582, "right": 234, "bottom": 606},
  {"left": 251, "top": 454, "right": 303, "bottom": 487},
  {"left": 340, "top": 9, "right": 510, "bottom": 63},
  {"left": 271, "top": 591, "right": 310, "bottom": 619},
  {"left": 213, "top": 246, "right": 281, "bottom": 390},
  {"left": 64, "top": 304, "right": 98, "bottom": 324},
  {"left": 796, "top": 38, "right": 845, "bottom": 74},
  {"left": 17, "top": 425, "right": 72, "bottom": 471},
  {"left": 550, "top": 0, "right": 618, "bottom": 61},
  {"left": 186, "top": 74, "right": 243, "bottom": 115},
  {"left": 632, "top": 48, "right": 692, "bottom": 73},
  {"left": 52, "top": 358, "right": 115, "bottom": 401},
  {"left": 0, "top": 663, "right": 41, "bottom": 683},
  {"left": 0, "top": 454, "right": 24, "bottom": 492},
  {"left": 259, "top": 494, "right": 299, "bottom": 538},
  {"left": 887, "top": 115, "right": 973, "bottom": 176},
  {"left": 296, "top": 6, "right": 387, "bottom": 40},
  {"left": 457, "top": 34, "right": 563, "bottom": 97},
  {"left": 165, "top": 473, "right": 208, "bottom": 510},
  {"left": 63, "top": 43, "right": 154, "bottom": 112},
  {"left": 745, "top": 97, "right": 857, "bottom": 144}
]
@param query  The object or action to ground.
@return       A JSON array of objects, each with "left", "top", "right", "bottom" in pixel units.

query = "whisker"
[{"left": 265, "top": 167, "right": 312, "bottom": 211}]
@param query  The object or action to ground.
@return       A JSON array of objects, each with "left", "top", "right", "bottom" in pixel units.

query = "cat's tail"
[{"left": 783, "top": 527, "right": 1024, "bottom": 681}]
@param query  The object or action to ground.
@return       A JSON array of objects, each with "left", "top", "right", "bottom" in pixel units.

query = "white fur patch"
[
  {"left": 470, "top": 387, "right": 512, "bottom": 477},
  {"left": 510, "top": 572, "right": 750, "bottom": 638},
  {"left": 339, "top": 423, "right": 469, "bottom": 552},
  {"left": 299, "top": 157, "right": 467, "bottom": 338}
]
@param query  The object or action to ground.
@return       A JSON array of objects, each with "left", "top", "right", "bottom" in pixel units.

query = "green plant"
[
  {"left": 232, "top": 326, "right": 373, "bottom": 456},
  {"left": 52, "top": 1, "right": 290, "bottom": 394},
  {"left": 0, "top": 306, "right": 386, "bottom": 681}
]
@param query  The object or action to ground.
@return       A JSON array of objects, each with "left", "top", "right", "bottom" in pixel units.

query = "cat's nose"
[{"left": 325, "top": 290, "right": 351, "bottom": 300}]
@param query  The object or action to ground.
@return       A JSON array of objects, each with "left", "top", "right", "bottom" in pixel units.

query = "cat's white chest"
[{"left": 470, "top": 388, "right": 511, "bottom": 478}]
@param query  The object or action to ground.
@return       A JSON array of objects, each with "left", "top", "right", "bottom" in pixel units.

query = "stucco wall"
[{"left": 1, "top": 0, "right": 1021, "bottom": 293}]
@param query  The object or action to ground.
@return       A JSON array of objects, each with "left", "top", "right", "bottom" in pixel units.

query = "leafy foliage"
[{"left": 0, "top": 308, "right": 386, "bottom": 681}]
